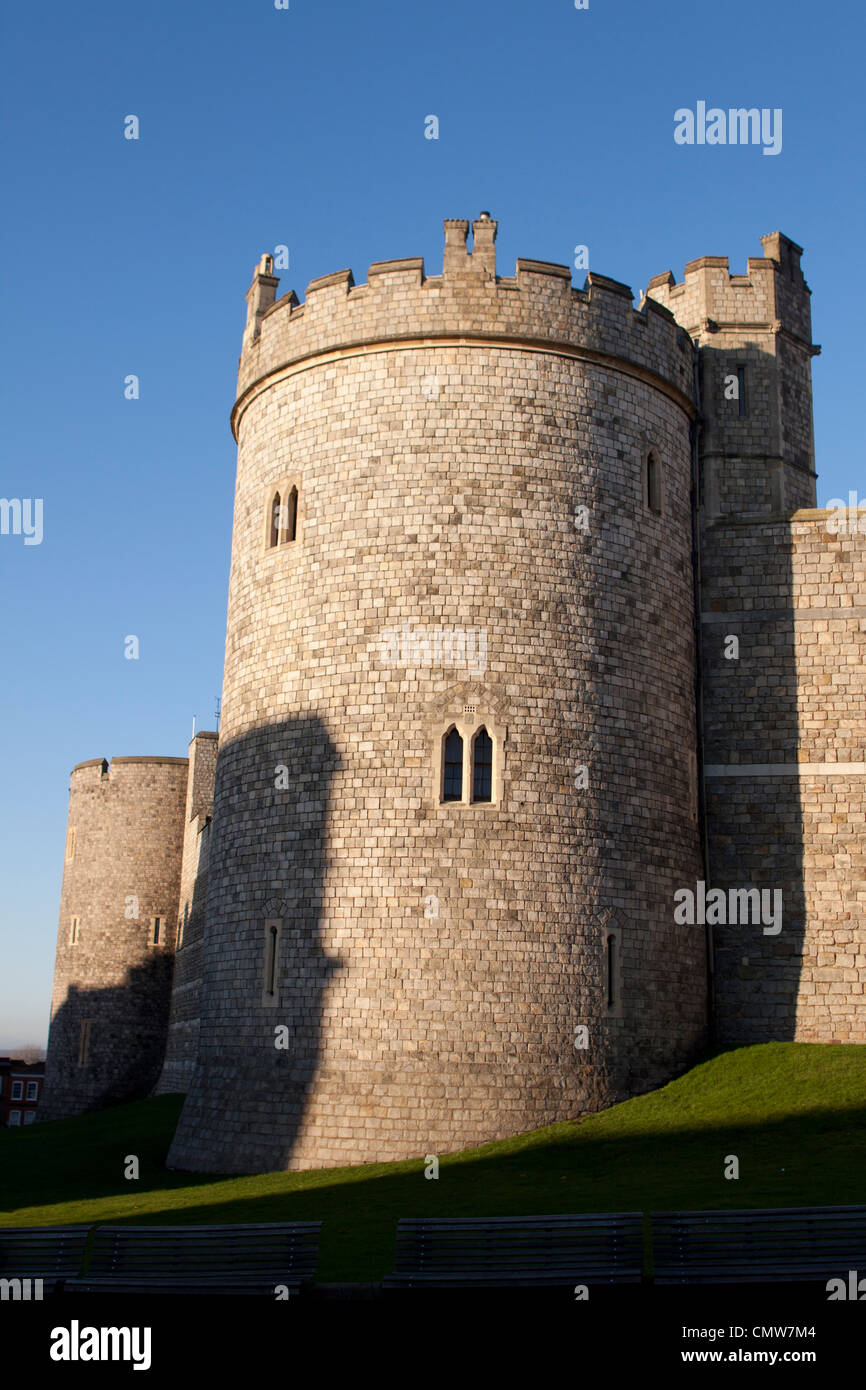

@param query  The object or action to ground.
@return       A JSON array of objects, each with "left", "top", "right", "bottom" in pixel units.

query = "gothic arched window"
[
  {"left": 286, "top": 486, "right": 298, "bottom": 542},
  {"left": 443, "top": 728, "right": 463, "bottom": 802},
  {"left": 269, "top": 492, "right": 282, "bottom": 547},
  {"left": 472, "top": 727, "right": 493, "bottom": 803}
]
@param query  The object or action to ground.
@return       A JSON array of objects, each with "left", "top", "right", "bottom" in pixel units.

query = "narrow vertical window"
[
  {"left": 736, "top": 366, "right": 747, "bottom": 418},
  {"left": 77, "top": 1020, "right": 92, "bottom": 1068},
  {"left": 177, "top": 916, "right": 184, "bottom": 950},
  {"left": 646, "top": 451, "right": 662, "bottom": 514},
  {"left": 65, "top": 828, "right": 76, "bottom": 862},
  {"left": 267, "top": 924, "right": 278, "bottom": 996},
  {"left": 69, "top": 916, "right": 80, "bottom": 944},
  {"left": 269, "top": 492, "right": 281, "bottom": 548},
  {"left": 472, "top": 727, "right": 493, "bottom": 803},
  {"left": 262, "top": 918, "right": 282, "bottom": 1005},
  {"left": 152, "top": 917, "right": 162, "bottom": 945},
  {"left": 443, "top": 728, "right": 463, "bottom": 802},
  {"left": 286, "top": 486, "right": 298, "bottom": 542},
  {"left": 606, "top": 935, "right": 616, "bottom": 1010}
]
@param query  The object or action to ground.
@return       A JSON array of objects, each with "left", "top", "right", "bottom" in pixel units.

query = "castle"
[{"left": 39, "top": 216, "right": 865, "bottom": 1173}]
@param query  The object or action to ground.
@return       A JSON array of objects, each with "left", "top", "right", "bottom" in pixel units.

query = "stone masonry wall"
[{"left": 700, "top": 511, "right": 866, "bottom": 1041}]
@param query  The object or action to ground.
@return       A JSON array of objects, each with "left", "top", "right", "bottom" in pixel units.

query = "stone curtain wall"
[
  {"left": 701, "top": 512, "right": 866, "bottom": 1041},
  {"left": 155, "top": 732, "right": 218, "bottom": 1093}
]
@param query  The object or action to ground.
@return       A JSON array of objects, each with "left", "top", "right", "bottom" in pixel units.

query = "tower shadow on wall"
[
  {"left": 37, "top": 955, "right": 174, "bottom": 1123},
  {"left": 155, "top": 807, "right": 211, "bottom": 1096},
  {"left": 699, "top": 415, "right": 806, "bottom": 1044},
  {"left": 167, "top": 715, "right": 342, "bottom": 1174}
]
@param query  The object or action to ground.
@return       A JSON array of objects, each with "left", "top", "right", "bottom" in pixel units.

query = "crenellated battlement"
[
  {"left": 647, "top": 232, "right": 813, "bottom": 349},
  {"left": 233, "top": 215, "right": 695, "bottom": 439},
  {"left": 648, "top": 231, "right": 818, "bottom": 516}
]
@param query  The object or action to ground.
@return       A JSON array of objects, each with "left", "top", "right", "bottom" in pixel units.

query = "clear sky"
[{"left": 1, "top": 0, "right": 863, "bottom": 1048}]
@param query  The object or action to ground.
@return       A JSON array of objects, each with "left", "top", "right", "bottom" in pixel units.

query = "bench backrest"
[
  {"left": 392, "top": 1213, "right": 644, "bottom": 1280},
  {"left": 0, "top": 1226, "right": 90, "bottom": 1279},
  {"left": 85, "top": 1223, "right": 321, "bottom": 1281},
  {"left": 651, "top": 1206, "right": 866, "bottom": 1282}
]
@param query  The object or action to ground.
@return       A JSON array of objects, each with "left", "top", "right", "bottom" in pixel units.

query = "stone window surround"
[
  {"left": 262, "top": 476, "right": 302, "bottom": 553},
  {"left": 430, "top": 715, "right": 506, "bottom": 808},
  {"left": 65, "top": 827, "right": 76, "bottom": 862},
  {"left": 69, "top": 916, "right": 80, "bottom": 945}
]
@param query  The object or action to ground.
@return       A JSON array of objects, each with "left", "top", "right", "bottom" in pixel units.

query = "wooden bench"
[
  {"left": 0, "top": 1225, "right": 91, "bottom": 1294},
  {"left": 651, "top": 1206, "right": 866, "bottom": 1284},
  {"left": 66, "top": 1221, "right": 321, "bottom": 1295},
  {"left": 384, "top": 1213, "right": 644, "bottom": 1288}
]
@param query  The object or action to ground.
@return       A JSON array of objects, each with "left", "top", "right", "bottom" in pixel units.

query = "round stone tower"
[
  {"left": 168, "top": 215, "right": 707, "bottom": 1174},
  {"left": 40, "top": 756, "right": 188, "bottom": 1121}
]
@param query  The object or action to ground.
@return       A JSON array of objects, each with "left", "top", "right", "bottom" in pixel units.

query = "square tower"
[{"left": 648, "top": 232, "right": 818, "bottom": 518}]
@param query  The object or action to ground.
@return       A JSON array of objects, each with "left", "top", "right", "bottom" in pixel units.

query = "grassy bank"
[{"left": 2, "top": 1042, "right": 863, "bottom": 1281}]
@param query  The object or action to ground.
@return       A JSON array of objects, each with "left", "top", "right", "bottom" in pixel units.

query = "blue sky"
[{"left": 1, "top": 0, "right": 863, "bottom": 1047}]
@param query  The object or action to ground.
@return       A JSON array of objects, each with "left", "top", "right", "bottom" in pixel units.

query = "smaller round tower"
[{"left": 39, "top": 756, "right": 188, "bottom": 1121}]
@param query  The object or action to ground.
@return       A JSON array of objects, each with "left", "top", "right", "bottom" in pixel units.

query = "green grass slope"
[{"left": 1, "top": 1042, "right": 863, "bottom": 1282}]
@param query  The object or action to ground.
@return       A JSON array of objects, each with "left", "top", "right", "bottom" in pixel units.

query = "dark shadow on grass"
[{"left": 19, "top": 1099, "right": 859, "bottom": 1283}]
